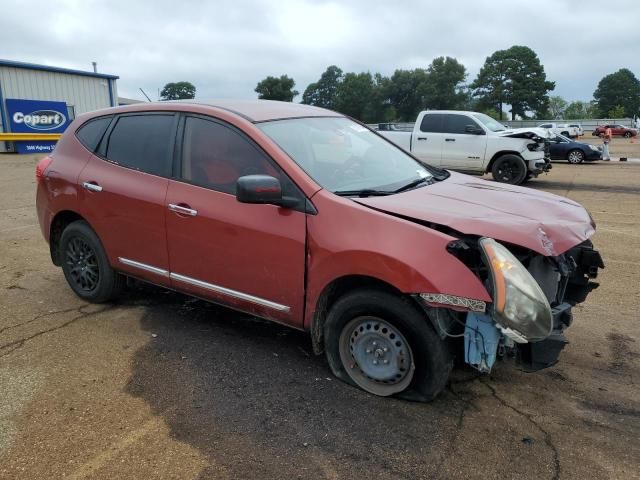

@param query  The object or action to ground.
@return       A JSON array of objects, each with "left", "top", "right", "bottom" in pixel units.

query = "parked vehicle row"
[
  {"left": 36, "top": 100, "right": 603, "bottom": 401},
  {"left": 378, "top": 110, "right": 552, "bottom": 185}
]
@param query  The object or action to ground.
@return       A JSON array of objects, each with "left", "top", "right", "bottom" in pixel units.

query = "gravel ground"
[{"left": 0, "top": 154, "right": 639, "bottom": 480}]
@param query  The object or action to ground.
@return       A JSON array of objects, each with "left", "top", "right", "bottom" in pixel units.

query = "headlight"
[
  {"left": 479, "top": 238, "right": 552, "bottom": 342},
  {"left": 589, "top": 145, "right": 600, "bottom": 151}
]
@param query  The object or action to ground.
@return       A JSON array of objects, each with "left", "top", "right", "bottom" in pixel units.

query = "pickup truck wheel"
[
  {"left": 567, "top": 149, "right": 585, "bottom": 164},
  {"left": 324, "top": 289, "right": 452, "bottom": 402},
  {"left": 60, "top": 220, "right": 124, "bottom": 303},
  {"left": 491, "top": 154, "right": 527, "bottom": 185}
]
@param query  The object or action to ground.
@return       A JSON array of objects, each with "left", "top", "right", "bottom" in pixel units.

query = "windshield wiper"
[
  {"left": 393, "top": 176, "right": 432, "bottom": 193},
  {"left": 333, "top": 189, "right": 393, "bottom": 197}
]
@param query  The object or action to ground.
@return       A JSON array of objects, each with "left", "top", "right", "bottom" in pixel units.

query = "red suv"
[
  {"left": 592, "top": 124, "right": 638, "bottom": 137},
  {"left": 36, "top": 101, "right": 603, "bottom": 401}
]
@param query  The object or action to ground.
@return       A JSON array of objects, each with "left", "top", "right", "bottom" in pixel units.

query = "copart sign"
[{"left": 5, "top": 98, "right": 69, "bottom": 153}]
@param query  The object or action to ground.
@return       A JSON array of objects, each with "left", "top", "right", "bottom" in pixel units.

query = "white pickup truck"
[
  {"left": 537, "top": 122, "right": 579, "bottom": 138},
  {"left": 378, "top": 110, "right": 551, "bottom": 185}
]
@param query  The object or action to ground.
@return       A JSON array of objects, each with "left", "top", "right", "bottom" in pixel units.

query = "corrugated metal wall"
[{"left": 0, "top": 66, "right": 117, "bottom": 150}]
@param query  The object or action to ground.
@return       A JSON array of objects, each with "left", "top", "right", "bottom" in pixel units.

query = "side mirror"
[
  {"left": 236, "top": 175, "right": 299, "bottom": 209},
  {"left": 465, "top": 125, "right": 485, "bottom": 135}
]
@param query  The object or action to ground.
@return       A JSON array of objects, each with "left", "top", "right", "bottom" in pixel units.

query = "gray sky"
[{"left": 2, "top": 0, "right": 639, "bottom": 103}]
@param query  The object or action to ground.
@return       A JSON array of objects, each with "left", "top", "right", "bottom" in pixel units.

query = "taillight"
[{"left": 35, "top": 156, "right": 53, "bottom": 182}]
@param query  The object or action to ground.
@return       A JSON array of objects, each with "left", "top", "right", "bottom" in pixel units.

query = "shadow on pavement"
[{"left": 122, "top": 284, "right": 465, "bottom": 479}]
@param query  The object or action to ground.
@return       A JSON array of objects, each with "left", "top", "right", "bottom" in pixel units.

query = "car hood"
[
  {"left": 354, "top": 172, "right": 595, "bottom": 256},
  {"left": 495, "top": 127, "right": 552, "bottom": 140}
]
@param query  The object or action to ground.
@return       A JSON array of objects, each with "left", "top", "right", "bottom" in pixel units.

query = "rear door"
[
  {"left": 439, "top": 114, "right": 487, "bottom": 171},
  {"left": 411, "top": 113, "right": 444, "bottom": 166},
  {"left": 77, "top": 112, "right": 177, "bottom": 286},
  {"left": 164, "top": 114, "right": 307, "bottom": 327}
]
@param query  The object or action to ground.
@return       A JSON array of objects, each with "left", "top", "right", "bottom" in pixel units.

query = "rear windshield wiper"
[{"left": 333, "top": 189, "right": 393, "bottom": 197}]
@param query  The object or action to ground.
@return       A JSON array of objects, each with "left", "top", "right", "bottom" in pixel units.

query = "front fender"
[{"left": 303, "top": 191, "right": 491, "bottom": 329}]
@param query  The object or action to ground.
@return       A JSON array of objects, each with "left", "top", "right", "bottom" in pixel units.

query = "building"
[{"left": 0, "top": 59, "right": 119, "bottom": 153}]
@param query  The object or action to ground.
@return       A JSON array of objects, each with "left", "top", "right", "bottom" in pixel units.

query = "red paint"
[{"left": 36, "top": 101, "right": 596, "bottom": 331}]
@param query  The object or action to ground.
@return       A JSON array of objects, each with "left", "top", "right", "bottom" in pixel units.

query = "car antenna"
[{"left": 139, "top": 88, "right": 152, "bottom": 102}]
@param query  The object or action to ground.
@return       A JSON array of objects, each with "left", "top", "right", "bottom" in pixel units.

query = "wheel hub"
[{"left": 346, "top": 318, "right": 412, "bottom": 385}]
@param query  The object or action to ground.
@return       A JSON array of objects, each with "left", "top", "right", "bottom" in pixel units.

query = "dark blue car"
[{"left": 549, "top": 135, "right": 602, "bottom": 164}]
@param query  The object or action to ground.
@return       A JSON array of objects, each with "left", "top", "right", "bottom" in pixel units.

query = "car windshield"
[
  {"left": 471, "top": 113, "right": 505, "bottom": 132},
  {"left": 258, "top": 117, "right": 439, "bottom": 194}
]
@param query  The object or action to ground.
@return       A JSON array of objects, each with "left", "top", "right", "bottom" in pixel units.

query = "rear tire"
[
  {"left": 567, "top": 149, "right": 585, "bottom": 164},
  {"left": 491, "top": 154, "right": 527, "bottom": 185},
  {"left": 59, "top": 220, "right": 123, "bottom": 303},
  {"left": 324, "top": 289, "right": 452, "bottom": 402}
]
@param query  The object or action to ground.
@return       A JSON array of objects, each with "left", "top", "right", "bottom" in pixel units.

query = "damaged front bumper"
[{"left": 426, "top": 240, "right": 604, "bottom": 373}]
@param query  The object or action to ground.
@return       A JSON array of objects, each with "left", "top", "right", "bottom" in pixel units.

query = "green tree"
[
  {"left": 471, "top": 45, "right": 555, "bottom": 120},
  {"left": 255, "top": 75, "right": 298, "bottom": 101},
  {"left": 160, "top": 81, "right": 196, "bottom": 100},
  {"left": 334, "top": 72, "right": 375, "bottom": 121},
  {"left": 607, "top": 105, "right": 626, "bottom": 118},
  {"left": 301, "top": 66, "right": 343, "bottom": 109},
  {"left": 547, "top": 95, "right": 568, "bottom": 119},
  {"left": 384, "top": 68, "right": 430, "bottom": 121},
  {"left": 594, "top": 69, "right": 640, "bottom": 117},
  {"left": 564, "top": 100, "right": 598, "bottom": 119},
  {"left": 422, "top": 56, "right": 468, "bottom": 110}
]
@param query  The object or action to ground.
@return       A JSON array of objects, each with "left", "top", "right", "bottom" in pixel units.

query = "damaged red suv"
[{"left": 36, "top": 101, "right": 604, "bottom": 401}]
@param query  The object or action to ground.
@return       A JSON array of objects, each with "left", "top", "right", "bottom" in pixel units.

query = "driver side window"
[{"left": 181, "top": 116, "right": 281, "bottom": 194}]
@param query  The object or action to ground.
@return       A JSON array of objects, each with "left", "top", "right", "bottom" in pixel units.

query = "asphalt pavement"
[{"left": 1, "top": 154, "right": 639, "bottom": 479}]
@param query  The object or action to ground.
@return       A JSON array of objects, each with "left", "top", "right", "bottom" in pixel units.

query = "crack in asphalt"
[
  {"left": 0, "top": 306, "right": 82, "bottom": 335},
  {"left": 481, "top": 379, "right": 561, "bottom": 480},
  {"left": 0, "top": 305, "right": 114, "bottom": 359}
]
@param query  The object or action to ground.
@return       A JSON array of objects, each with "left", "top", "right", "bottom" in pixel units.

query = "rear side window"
[
  {"left": 443, "top": 114, "right": 478, "bottom": 134},
  {"left": 76, "top": 116, "right": 111, "bottom": 152},
  {"left": 105, "top": 114, "right": 174, "bottom": 177},
  {"left": 420, "top": 114, "right": 444, "bottom": 133}
]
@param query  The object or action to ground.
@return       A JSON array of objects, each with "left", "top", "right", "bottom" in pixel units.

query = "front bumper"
[
  {"left": 585, "top": 149, "right": 603, "bottom": 161},
  {"left": 516, "top": 241, "right": 604, "bottom": 371}
]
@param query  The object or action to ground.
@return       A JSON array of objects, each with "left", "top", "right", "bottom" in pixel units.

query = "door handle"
[
  {"left": 168, "top": 203, "right": 198, "bottom": 217},
  {"left": 417, "top": 137, "right": 428, "bottom": 140},
  {"left": 445, "top": 138, "right": 456, "bottom": 142},
  {"left": 82, "top": 182, "right": 103, "bottom": 192}
]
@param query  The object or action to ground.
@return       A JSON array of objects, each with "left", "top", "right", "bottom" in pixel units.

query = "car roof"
[{"left": 98, "top": 99, "right": 340, "bottom": 123}]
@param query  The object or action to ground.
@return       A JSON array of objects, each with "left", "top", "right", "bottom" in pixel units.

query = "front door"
[
  {"left": 165, "top": 115, "right": 307, "bottom": 326},
  {"left": 77, "top": 113, "right": 177, "bottom": 286},
  {"left": 439, "top": 114, "right": 487, "bottom": 171}
]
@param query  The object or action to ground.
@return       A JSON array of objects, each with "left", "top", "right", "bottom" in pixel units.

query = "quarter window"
[
  {"left": 180, "top": 116, "right": 283, "bottom": 195},
  {"left": 76, "top": 116, "right": 111, "bottom": 152},
  {"left": 105, "top": 114, "right": 174, "bottom": 177}
]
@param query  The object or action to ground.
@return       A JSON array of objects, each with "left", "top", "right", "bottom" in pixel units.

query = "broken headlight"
[{"left": 479, "top": 238, "right": 552, "bottom": 343}]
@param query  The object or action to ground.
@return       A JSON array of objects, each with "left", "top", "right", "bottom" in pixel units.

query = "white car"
[
  {"left": 538, "top": 122, "right": 579, "bottom": 138},
  {"left": 378, "top": 110, "right": 551, "bottom": 185},
  {"left": 568, "top": 123, "right": 583, "bottom": 136}
]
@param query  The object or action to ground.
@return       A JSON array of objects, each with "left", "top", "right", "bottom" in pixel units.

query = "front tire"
[
  {"left": 567, "top": 149, "right": 585, "bottom": 164},
  {"left": 491, "top": 154, "right": 527, "bottom": 185},
  {"left": 324, "top": 289, "right": 452, "bottom": 402},
  {"left": 60, "top": 220, "right": 123, "bottom": 303},
  {"left": 624, "top": 132, "right": 632, "bottom": 138}
]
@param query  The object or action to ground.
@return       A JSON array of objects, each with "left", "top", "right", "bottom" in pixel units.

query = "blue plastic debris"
[{"left": 464, "top": 312, "right": 501, "bottom": 373}]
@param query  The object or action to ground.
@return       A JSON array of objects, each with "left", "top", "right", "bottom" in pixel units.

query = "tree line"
[{"left": 253, "top": 46, "right": 640, "bottom": 122}]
